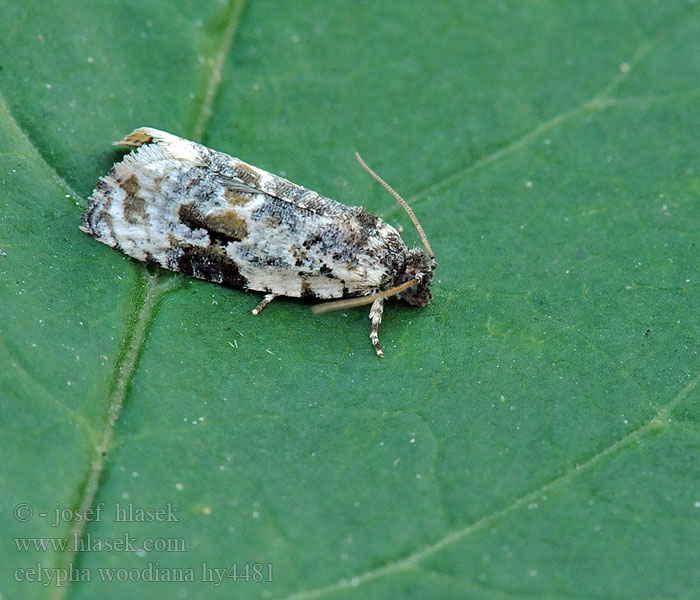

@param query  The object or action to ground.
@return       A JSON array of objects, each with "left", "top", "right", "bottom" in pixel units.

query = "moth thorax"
[{"left": 395, "top": 248, "right": 436, "bottom": 307}]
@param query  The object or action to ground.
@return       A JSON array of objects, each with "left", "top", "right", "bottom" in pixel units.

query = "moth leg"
[
  {"left": 252, "top": 293, "right": 278, "bottom": 315},
  {"left": 369, "top": 298, "right": 385, "bottom": 357}
]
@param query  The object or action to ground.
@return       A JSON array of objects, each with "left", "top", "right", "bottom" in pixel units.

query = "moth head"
[
  {"left": 395, "top": 248, "right": 436, "bottom": 307},
  {"left": 310, "top": 250, "right": 436, "bottom": 314},
  {"left": 352, "top": 153, "right": 437, "bottom": 308}
]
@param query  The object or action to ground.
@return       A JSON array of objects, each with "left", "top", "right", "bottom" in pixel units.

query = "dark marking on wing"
[
  {"left": 300, "top": 279, "right": 316, "bottom": 299},
  {"left": 355, "top": 207, "right": 379, "bottom": 229},
  {"left": 176, "top": 244, "right": 247, "bottom": 289},
  {"left": 121, "top": 174, "right": 147, "bottom": 224},
  {"left": 302, "top": 234, "right": 323, "bottom": 250},
  {"left": 82, "top": 178, "right": 114, "bottom": 235}
]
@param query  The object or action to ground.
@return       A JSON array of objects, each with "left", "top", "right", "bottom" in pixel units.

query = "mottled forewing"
[{"left": 82, "top": 132, "right": 408, "bottom": 299}]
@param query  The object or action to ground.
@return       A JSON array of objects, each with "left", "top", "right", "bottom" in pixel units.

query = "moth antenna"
[
  {"left": 312, "top": 278, "right": 420, "bottom": 314},
  {"left": 355, "top": 152, "right": 434, "bottom": 260}
]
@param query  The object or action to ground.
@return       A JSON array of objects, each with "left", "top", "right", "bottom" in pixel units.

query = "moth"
[{"left": 80, "top": 128, "right": 436, "bottom": 356}]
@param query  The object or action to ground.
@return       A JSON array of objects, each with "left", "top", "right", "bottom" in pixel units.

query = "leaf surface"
[{"left": 1, "top": 1, "right": 699, "bottom": 599}]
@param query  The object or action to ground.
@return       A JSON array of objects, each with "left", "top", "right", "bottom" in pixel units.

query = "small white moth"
[{"left": 81, "top": 128, "right": 436, "bottom": 356}]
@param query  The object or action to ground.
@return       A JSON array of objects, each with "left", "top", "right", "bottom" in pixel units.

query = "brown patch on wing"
[
  {"left": 178, "top": 204, "right": 248, "bottom": 243},
  {"left": 206, "top": 211, "right": 249, "bottom": 240},
  {"left": 224, "top": 187, "right": 253, "bottom": 207},
  {"left": 120, "top": 175, "right": 147, "bottom": 224},
  {"left": 266, "top": 214, "right": 283, "bottom": 228},
  {"left": 300, "top": 279, "right": 316, "bottom": 299},
  {"left": 116, "top": 129, "right": 154, "bottom": 148}
]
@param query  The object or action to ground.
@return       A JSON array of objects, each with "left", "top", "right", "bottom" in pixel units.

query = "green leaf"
[{"left": 2, "top": 1, "right": 700, "bottom": 599}]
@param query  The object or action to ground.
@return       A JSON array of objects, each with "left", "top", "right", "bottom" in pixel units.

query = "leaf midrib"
[{"left": 33, "top": 1, "right": 250, "bottom": 599}]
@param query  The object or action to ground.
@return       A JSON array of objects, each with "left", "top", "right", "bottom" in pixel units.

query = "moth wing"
[{"left": 86, "top": 128, "right": 403, "bottom": 299}]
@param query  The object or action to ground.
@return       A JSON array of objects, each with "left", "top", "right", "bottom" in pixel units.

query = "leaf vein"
[
  {"left": 277, "top": 371, "right": 700, "bottom": 600},
  {"left": 46, "top": 2, "right": 249, "bottom": 598},
  {"left": 190, "top": 0, "right": 248, "bottom": 141},
  {"left": 0, "top": 92, "right": 82, "bottom": 202},
  {"left": 400, "top": 16, "right": 691, "bottom": 212}
]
